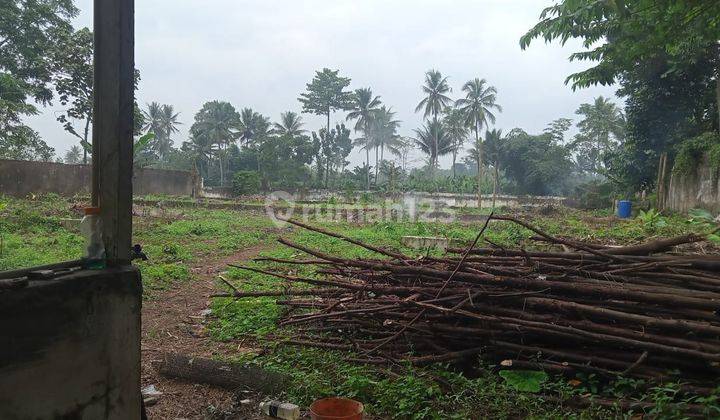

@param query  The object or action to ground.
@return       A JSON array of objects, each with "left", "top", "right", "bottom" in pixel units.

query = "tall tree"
[
  {"left": 183, "top": 132, "right": 215, "bottom": 182},
  {"left": 346, "top": 88, "right": 382, "bottom": 188},
  {"left": 1, "top": 0, "right": 77, "bottom": 116},
  {"left": 238, "top": 108, "right": 270, "bottom": 147},
  {"left": 480, "top": 129, "right": 503, "bottom": 207},
  {"left": 298, "top": 68, "right": 354, "bottom": 134},
  {"left": 443, "top": 108, "right": 469, "bottom": 177},
  {"left": 455, "top": 78, "right": 502, "bottom": 206},
  {"left": 64, "top": 145, "right": 82, "bottom": 164},
  {"left": 257, "top": 133, "right": 314, "bottom": 190},
  {"left": 413, "top": 121, "right": 452, "bottom": 170},
  {"left": 158, "top": 104, "right": 181, "bottom": 157},
  {"left": 415, "top": 70, "right": 452, "bottom": 174},
  {"left": 520, "top": 1, "right": 720, "bottom": 98},
  {"left": 189, "top": 101, "right": 240, "bottom": 186},
  {"left": 495, "top": 129, "right": 573, "bottom": 195},
  {"left": 1, "top": 1, "right": 76, "bottom": 161},
  {"left": 544, "top": 118, "right": 573, "bottom": 144},
  {"left": 273, "top": 111, "right": 305, "bottom": 137},
  {"left": 368, "top": 106, "right": 402, "bottom": 184},
  {"left": 142, "top": 102, "right": 181, "bottom": 162},
  {"left": 521, "top": 0, "right": 720, "bottom": 191},
  {"left": 571, "top": 96, "right": 625, "bottom": 175},
  {"left": 606, "top": 52, "right": 718, "bottom": 191},
  {"left": 0, "top": 124, "right": 54, "bottom": 161},
  {"left": 312, "top": 123, "right": 352, "bottom": 188},
  {"left": 415, "top": 70, "right": 452, "bottom": 121},
  {"left": 52, "top": 27, "right": 93, "bottom": 163}
]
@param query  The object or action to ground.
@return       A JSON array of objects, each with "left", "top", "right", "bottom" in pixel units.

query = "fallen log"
[{"left": 155, "top": 353, "right": 287, "bottom": 394}]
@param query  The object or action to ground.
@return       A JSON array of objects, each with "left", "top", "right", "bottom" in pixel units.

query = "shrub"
[
  {"left": 572, "top": 179, "right": 616, "bottom": 209},
  {"left": 673, "top": 132, "right": 720, "bottom": 175},
  {"left": 232, "top": 170, "right": 261, "bottom": 195}
]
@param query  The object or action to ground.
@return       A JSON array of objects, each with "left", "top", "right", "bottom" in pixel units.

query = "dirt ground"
[{"left": 141, "top": 246, "right": 269, "bottom": 420}]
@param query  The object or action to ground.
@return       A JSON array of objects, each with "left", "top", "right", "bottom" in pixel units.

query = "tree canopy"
[
  {"left": 298, "top": 68, "right": 354, "bottom": 132},
  {"left": 0, "top": 0, "right": 78, "bottom": 160},
  {"left": 520, "top": 1, "right": 720, "bottom": 92}
]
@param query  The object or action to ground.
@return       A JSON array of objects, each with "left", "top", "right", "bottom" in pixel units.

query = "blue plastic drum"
[{"left": 617, "top": 200, "right": 632, "bottom": 218}]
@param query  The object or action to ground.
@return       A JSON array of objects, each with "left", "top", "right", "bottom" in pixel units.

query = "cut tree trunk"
[
  {"left": 156, "top": 353, "right": 287, "bottom": 394},
  {"left": 492, "top": 162, "right": 498, "bottom": 209}
]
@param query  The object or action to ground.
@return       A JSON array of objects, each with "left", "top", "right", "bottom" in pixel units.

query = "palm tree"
[
  {"left": 142, "top": 102, "right": 163, "bottom": 134},
  {"left": 443, "top": 108, "right": 468, "bottom": 178},
  {"left": 347, "top": 88, "right": 382, "bottom": 189},
  {"left": 413, "top": 120, "right": 452, "bottom": 170},
  {"left": 455, "top": 78, "right": 502, "bottom": 207},
  {"left": 183, "top": 135, "right": 215, "bottom": 181},
  {"left": 482, "top": 129, "right": 503, "bottom": 208},
  {"left": 238, "top": 108, "right": 260, "bottom": 146},
  {"left": 273, "top": 111, "right": 305, "bottom": 137},
  {"left": 142, "top": 102, "right": 181, "bottom": 162},
  {"left": 189, "top": 101, "right": 240, "bottom": 186},
  {"left": 572, "top": 96, "right": 625, "bottom": 175},
  {"left": 368, "top": 106, "right": 402, "bottom": 183},
  {"left": 415, "top": 70, "right": 452, "bottom": 121},
  {"left": 415, "top": 70, "right": 452, "bottom": 174},
  {"left": 158, "top": 104, "right": 181, "bottom": 160},
  {"left": 64, "top": 145, "right": 82, "bottom": 164},
  {"left": 351, "top": 136, "right": 373, "bottom": 187}
]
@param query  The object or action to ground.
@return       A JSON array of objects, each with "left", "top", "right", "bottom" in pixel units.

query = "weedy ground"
[{"left": 1, "top": 194, "right": 718, "bottom": 419}]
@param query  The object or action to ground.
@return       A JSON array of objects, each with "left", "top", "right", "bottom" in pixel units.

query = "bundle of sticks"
[{"left": 219, "top": 216, "right": 720, "bottom": 386}]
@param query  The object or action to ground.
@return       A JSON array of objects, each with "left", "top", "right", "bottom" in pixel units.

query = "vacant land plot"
[{"left": 2, "top": 194, "right": 718, "bottom": 419}]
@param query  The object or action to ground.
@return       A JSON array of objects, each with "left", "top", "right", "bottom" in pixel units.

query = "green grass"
[
  {"left": 207, "top": 212, "right": 718, "bottom": 419},
  {"left": 0, "top": 195, "right": 276, "bottom": 297},
  {"left": 3, "top": 194, "right": 718, "bottom": 418}
]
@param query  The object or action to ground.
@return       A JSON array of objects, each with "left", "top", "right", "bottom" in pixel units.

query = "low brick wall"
[{"left": 0, "top": 159, "right": 195, "bottom": 197}]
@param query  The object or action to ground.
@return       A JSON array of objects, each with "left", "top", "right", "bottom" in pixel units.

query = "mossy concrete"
[{"left": 0, "top": 266, "right": 142, "bottom": 419}]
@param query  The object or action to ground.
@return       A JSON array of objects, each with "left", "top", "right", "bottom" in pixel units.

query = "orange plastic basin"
[{"left": 309, "top": 397, "right": 364, "bottom": 420}]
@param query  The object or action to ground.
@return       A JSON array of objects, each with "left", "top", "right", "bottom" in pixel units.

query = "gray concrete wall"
[
  {"left": 0, "top": 159, "right": 194, "bottom": 197},
  {"left": 667, "top": 153, "right": 720, "bottom": 213},
  {"left": 297, "top": 190, "right": 569, "bottom": 208},
  {"left": 0, "top": 267, "right": 142, "bottom": 419}
]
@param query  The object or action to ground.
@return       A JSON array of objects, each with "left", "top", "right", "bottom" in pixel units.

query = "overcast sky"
[{"left": 25, "top": 0, "right": 617, "bottom": 168}]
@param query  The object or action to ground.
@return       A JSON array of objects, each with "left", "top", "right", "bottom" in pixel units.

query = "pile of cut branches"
[{"left": 218, "top": 216, "right": 720, "bottom": 387}]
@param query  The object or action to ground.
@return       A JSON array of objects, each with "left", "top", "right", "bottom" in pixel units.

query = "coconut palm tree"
[
  {"left": 572, "top": 96, "right": 625, "bottom": 174},
  {"left": 64, "top": 145, "right": 82, "bottom": 164},
  {"left": 142, "top": 102, "right": 181, "bottom": 162},
  {"left": 238, "top": 108, "right": 260, "bottom": 146},
  {"left": 351, "top": 136, "right": 373, "bottom": 187},
  {"left": 368, "top": 106, "right": 402, "bottom": 183},
  {"left": 455, "top": 78, "right": 502, "bottom": 207},
  {"left": 158, "top": 104, "right": 181, "bottom": 159},
  {"left": 347, "top": 88, "right": 382, "bottom": 189},
  {"left": 415, "top": 70, "right": 452, "bottom": 121},
  {"left": 183, "top": 134, "right": 216, "bottom": 181},
  {"left": 482, "top": 129, "right": 503, "bottom": 208},
  {"left": 190, "top": 101, "right": 241, "bottom": 186},
  {"left": 142, "top": 102, "right": 163, "bottom": 135},
  {"left": 456, "top": 78, "right": 502, "bottom": 139},
  {"left": 273, "top": 111, "right": 305, "bottom": 137},
  {"left": 413, "top": 120, "right": 452, "bottom": 170},
  {"left": 238, "top": 108, "right": 271, "bottom": 174},
  {"left": 443, "top": 108, "right": 468, "bottom": 178},
  {"left": 415, "top": 70, "right": 452, "bottom": 174}
]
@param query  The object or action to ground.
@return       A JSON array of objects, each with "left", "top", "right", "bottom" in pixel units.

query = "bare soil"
[{"left": 141, "top": 246, "right": 269, "bottom": 420}]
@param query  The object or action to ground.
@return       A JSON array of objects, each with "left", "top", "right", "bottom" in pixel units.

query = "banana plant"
[
  {"left": 133, "top": 132, "right": 155, "bottom": 168},
  {"left": 687, "top": 208, "right": 720, "bottom": 244}
]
